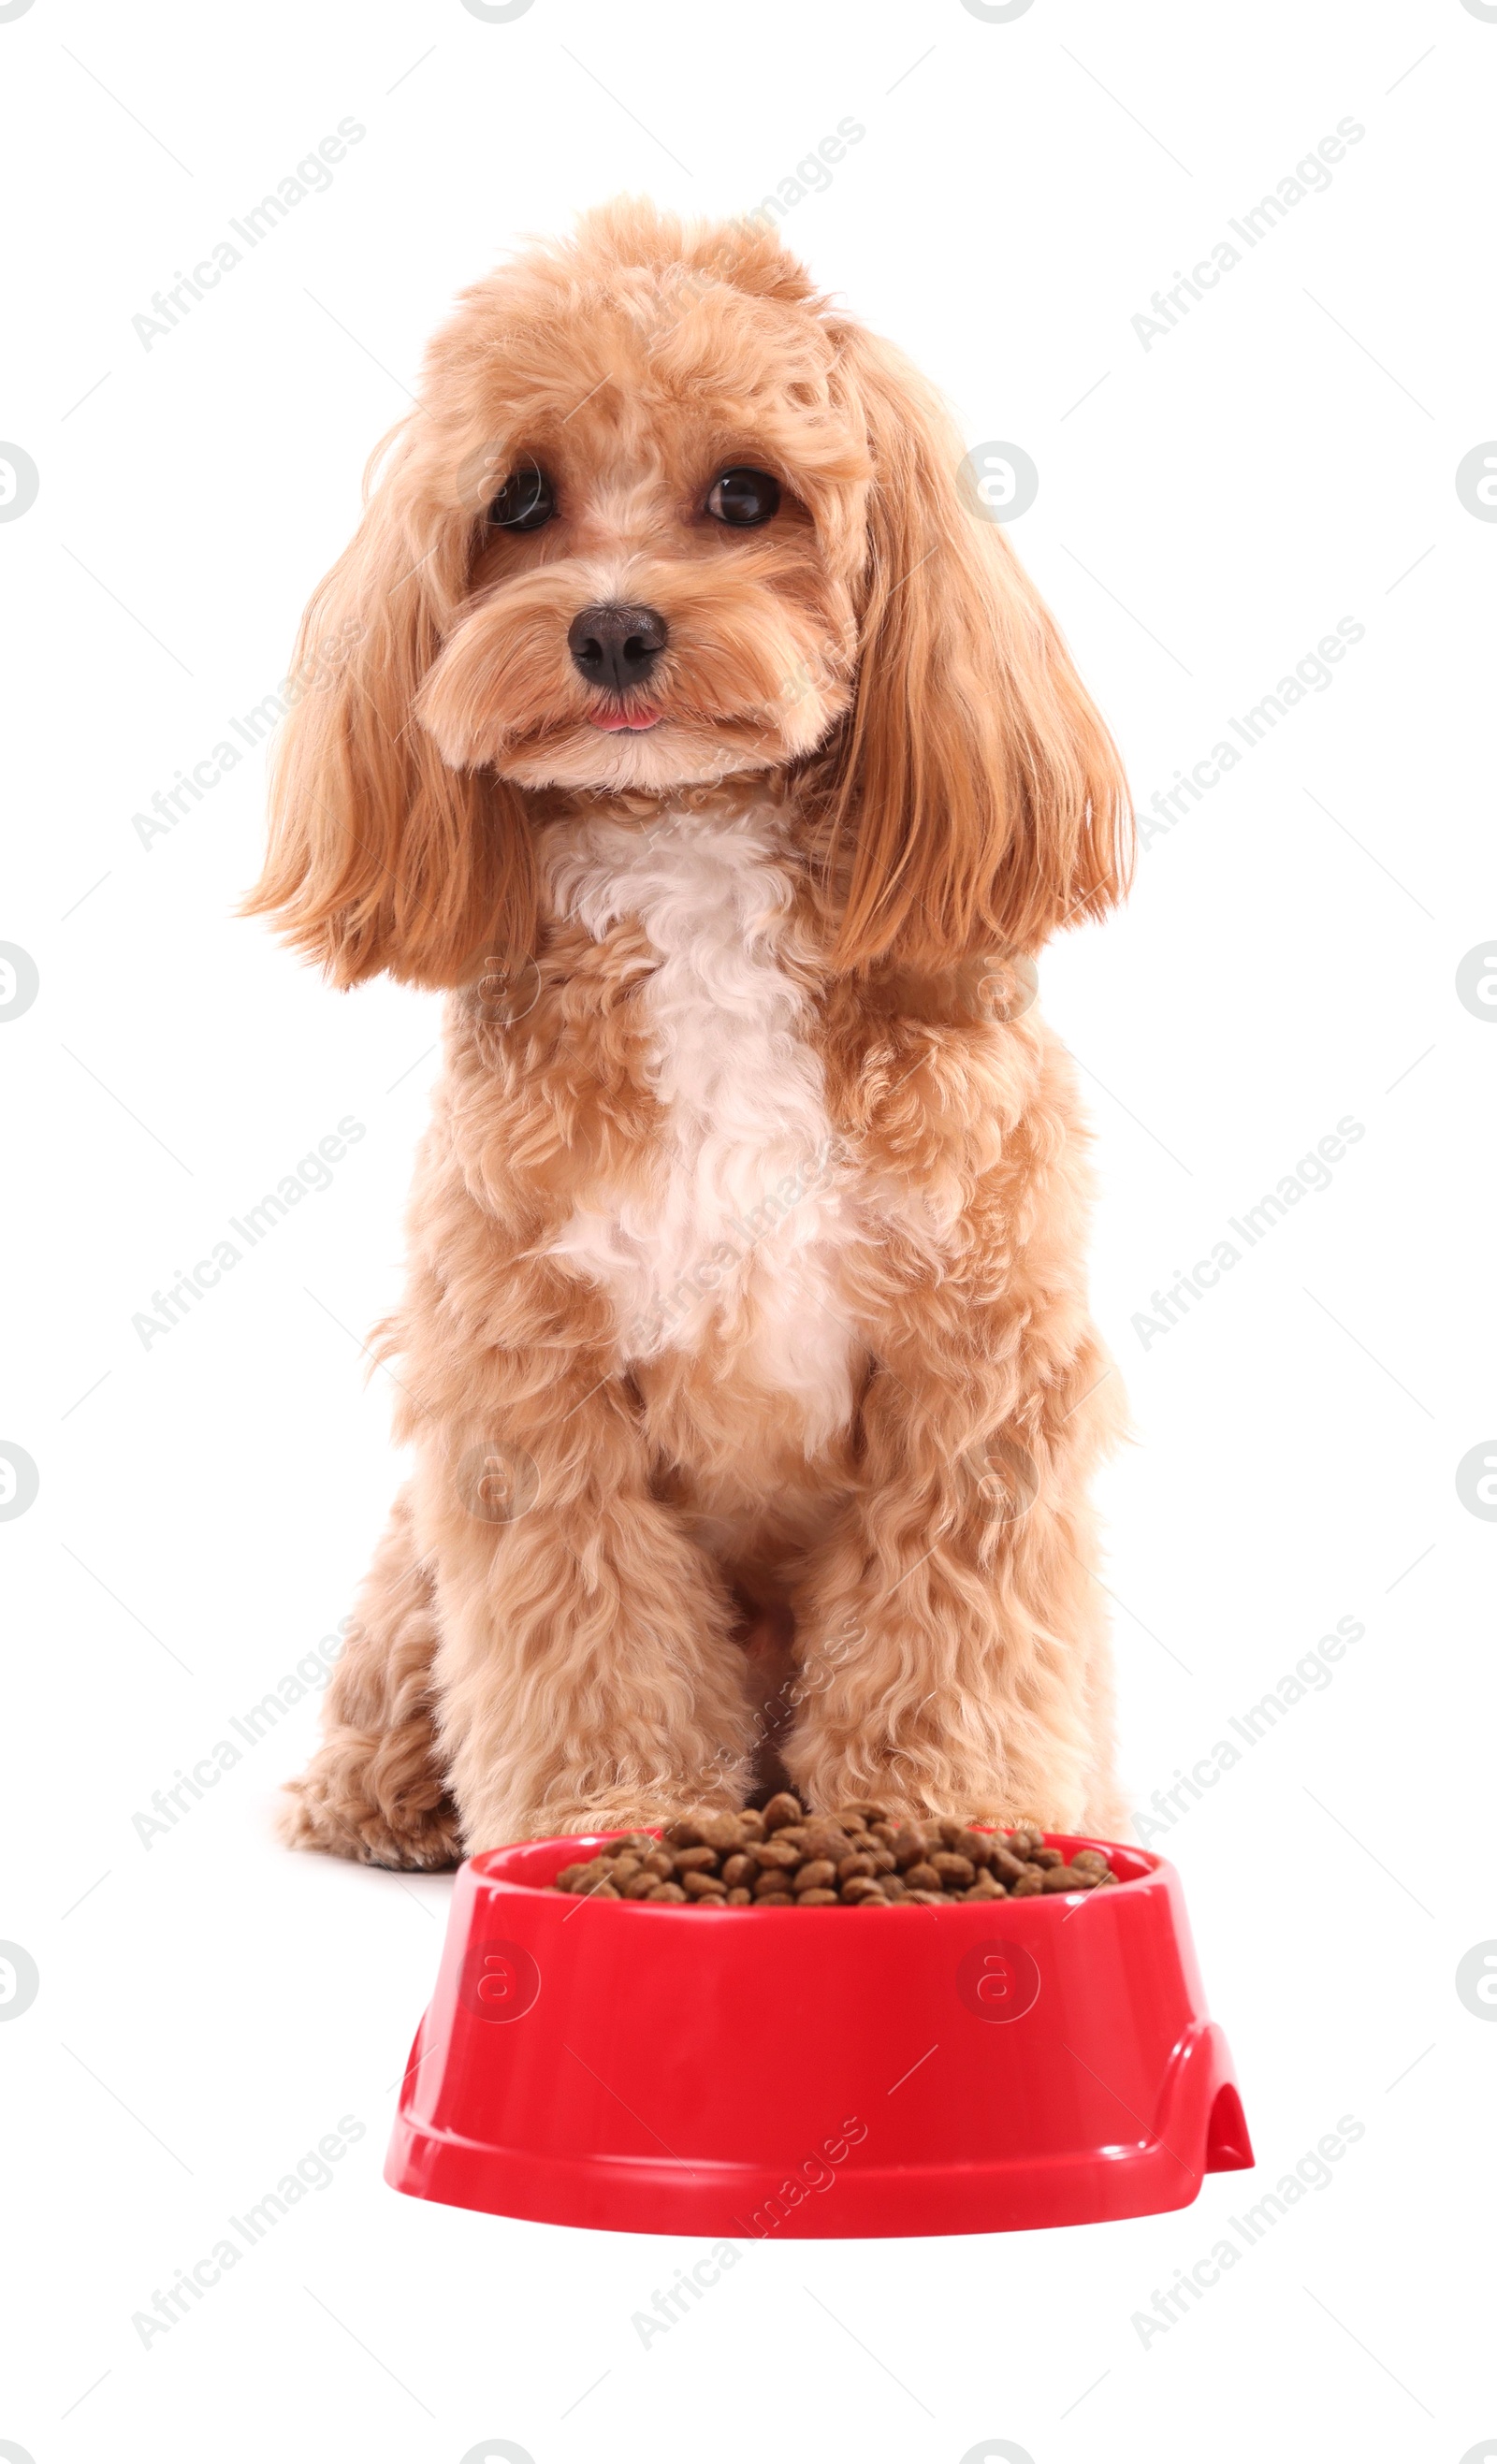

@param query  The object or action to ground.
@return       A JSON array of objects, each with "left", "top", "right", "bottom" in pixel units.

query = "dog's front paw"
[
  {"left": 280, "top": 1771, "right": 463, "bottom": 1873},
  {"left": 460, "top": 1786, "right": 748, "bottom": 1857}
]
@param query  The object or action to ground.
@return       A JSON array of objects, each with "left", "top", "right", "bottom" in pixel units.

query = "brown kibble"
[
  {"left": 662, "top": 1818, "right": 706, "bottom": 1848},
  {"left": 546, "top": 1805, "right": 1119, "bottom": 1911},
  {"left": 762, "top": 1792, "right": 803, "bottom": 1832},
  {"left": 576, "top": 1863, "right": 622, "bottom": 1895},
  {"left": 693, "top": 1811, "right": 746, "bottom": 1852},
  {"left": 1042, "top": 1865, "right": 1090, "bottom": 1891}
]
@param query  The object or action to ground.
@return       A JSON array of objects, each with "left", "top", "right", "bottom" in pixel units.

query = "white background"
[{"left": 2, "top": 0, "right": 1493, "bottom": 2457}]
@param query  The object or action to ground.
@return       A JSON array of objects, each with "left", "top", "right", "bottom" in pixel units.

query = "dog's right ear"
[{"left": 243, "top": 423, "right": 535, "bottom": 990}]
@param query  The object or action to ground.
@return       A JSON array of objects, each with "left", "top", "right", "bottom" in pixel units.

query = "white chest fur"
[{"left": 545, "top": 807, "right": 861, "bottom": 1447}]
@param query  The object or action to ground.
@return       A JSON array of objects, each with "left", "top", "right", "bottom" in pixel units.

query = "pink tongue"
[{"left": 590, "top": 708, "right": 660, "bottom": 732}]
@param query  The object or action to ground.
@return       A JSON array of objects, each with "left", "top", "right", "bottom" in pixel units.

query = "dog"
[{"left": 246, "top": 199, "right": 1134, "bottom": 1868}]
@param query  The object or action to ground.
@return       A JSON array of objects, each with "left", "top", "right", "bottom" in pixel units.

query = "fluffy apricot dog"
[{"left": 248, "top": 200, "right": 1134, "bottom": 1869}]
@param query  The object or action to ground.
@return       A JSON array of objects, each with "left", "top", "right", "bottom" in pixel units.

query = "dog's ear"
[
  {"left": 813, "top": 326, "right": 1132, "bottom": 970},
  {"left": 243, "top": 424, "right": 535, "bottom": 990}
]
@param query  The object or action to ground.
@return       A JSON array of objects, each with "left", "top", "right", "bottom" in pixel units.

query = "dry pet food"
[{"left": 549, "top": 1796, "right": 1120, "bottom": 1907}]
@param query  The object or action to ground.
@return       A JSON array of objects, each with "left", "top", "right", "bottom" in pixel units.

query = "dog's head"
[{"left": 248, "top": 200, "right": 1130, "bottom": 987}]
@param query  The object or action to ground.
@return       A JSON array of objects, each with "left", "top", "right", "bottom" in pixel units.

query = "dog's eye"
[
  {"left": 706, "top": 467, "right": 780, "bottom": 527},
  {"left": 488, "top": 465, "right": 555, "bottom": 530}
]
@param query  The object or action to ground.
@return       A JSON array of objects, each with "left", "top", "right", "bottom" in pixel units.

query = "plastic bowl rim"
[{"left": 467, "top": 1828, "right": 1168, "bottom": 1910}]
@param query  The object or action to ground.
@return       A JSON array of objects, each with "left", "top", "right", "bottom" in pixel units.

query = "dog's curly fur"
[{"left": 247, "top": 200, "right": 1135, "bottom": 1867}]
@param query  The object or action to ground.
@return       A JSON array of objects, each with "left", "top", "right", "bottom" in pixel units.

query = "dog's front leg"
[
  {"left": 417, "top": 1377, "right": 756, "bottom": 1852},
  {"left": 783, "top": 1346, "right": 1124, "bottom": 1834}
]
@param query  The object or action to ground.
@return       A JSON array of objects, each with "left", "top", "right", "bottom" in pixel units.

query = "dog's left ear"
[{"left": 813, "top": 326, "right": 1133, "bottom": 970}]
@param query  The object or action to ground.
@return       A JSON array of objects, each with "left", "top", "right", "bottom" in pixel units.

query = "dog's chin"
[{"left": 490, "top": 717, "right": 794, "bottom": 797}]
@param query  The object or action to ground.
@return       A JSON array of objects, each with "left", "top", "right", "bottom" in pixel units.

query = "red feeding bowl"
[{"left": 386, "top": 1831, "right": 1252, "bottom": 2238}]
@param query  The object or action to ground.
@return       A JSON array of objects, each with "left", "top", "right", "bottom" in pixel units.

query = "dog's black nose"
[{"left": 567, "top": 602, "right": 667, "bottom": 693}]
